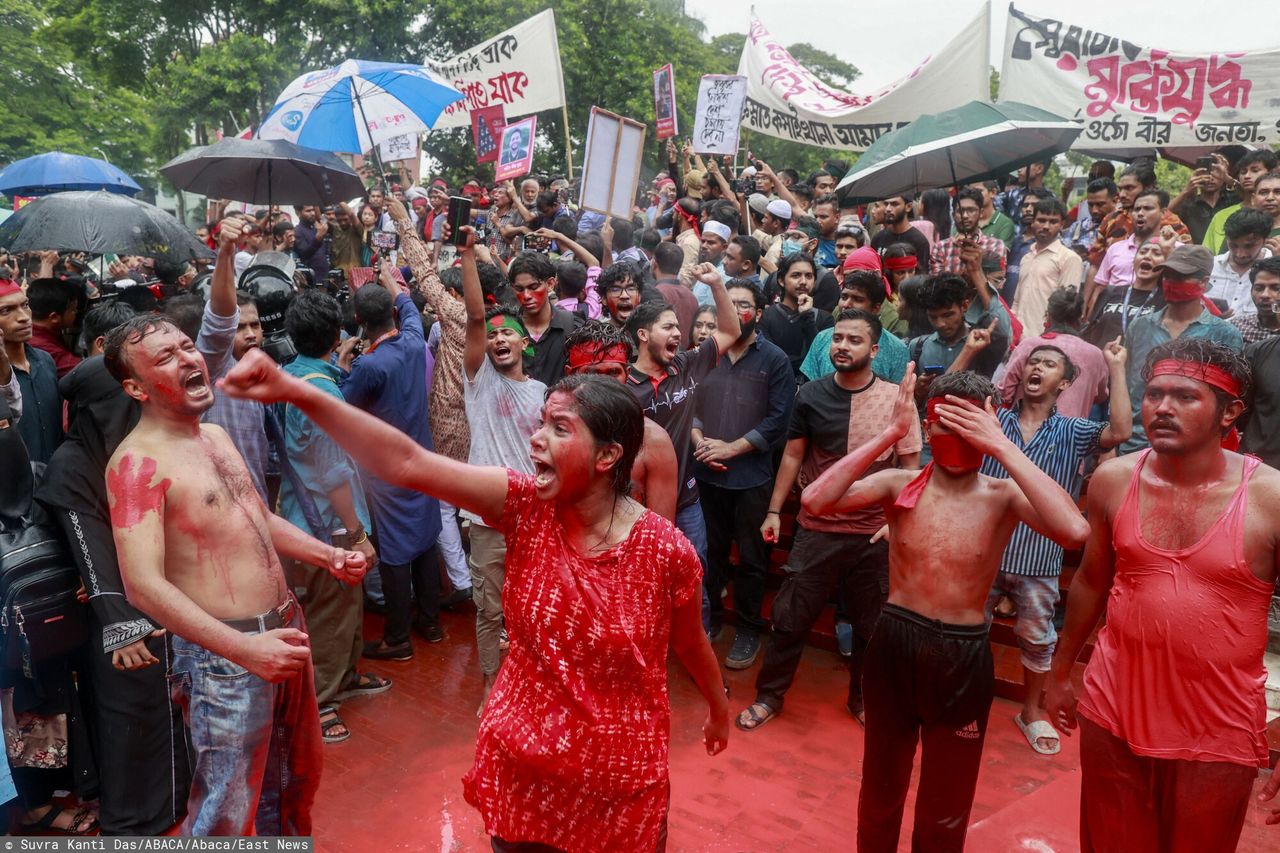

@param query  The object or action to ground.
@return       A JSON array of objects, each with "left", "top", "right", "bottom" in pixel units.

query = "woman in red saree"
[{"left": 219, "top": 358, "right": 731, "bottom": 852}]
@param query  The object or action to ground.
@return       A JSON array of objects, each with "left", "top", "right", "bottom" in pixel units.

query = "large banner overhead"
[
  {"left": 736, "top": 6, "right": 989, "bottom": 151},
  {"left": 426, "top": 10, "right": 567, "bottom": 131},
  {"left": 999, "top": 4, "right": 1279, "bottom": 149}
]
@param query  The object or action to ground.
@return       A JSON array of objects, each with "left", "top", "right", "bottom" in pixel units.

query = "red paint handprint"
[{"left": 108, "top": 454, "right": 171, "bottom": 529}]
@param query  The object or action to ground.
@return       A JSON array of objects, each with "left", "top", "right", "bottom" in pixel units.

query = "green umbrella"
[{"left": 835, "top": 101, "right": 1082, "bottom": 203}]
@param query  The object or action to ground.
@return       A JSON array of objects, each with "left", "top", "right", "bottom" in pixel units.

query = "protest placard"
[
  {"left": 579, "top": 108, "right": 646, "bottom": 220},
  {"left": 495, "top": 116, "right": 537, "bottom": 182},
  {"left": 471, "top": 105, "right": 507, "bottom": 164},
  {"left": 654, "top": 64, "right": 678, "bottom": 140},
  {"left": 378, "top": 133, "right": 419, "bottom": 164},
  {"left": 692, "top": 75, "right": 746, "bottom": 155}
]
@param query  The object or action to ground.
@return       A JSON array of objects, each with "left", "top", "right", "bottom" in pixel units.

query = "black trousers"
[
  {"left": 857, "top": 603, "right": 994, "bottom": 853},
  {"left": 379, "top": 545, "right": 442, "bottom": 646},
  {"left": 700, "top": 480, "right": 772, "bottom": 634},
  {"left": 753, "top": 527, "right": 888, "bottom": 713}
]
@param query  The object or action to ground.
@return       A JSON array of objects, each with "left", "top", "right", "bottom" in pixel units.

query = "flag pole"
[{"left": 562, "top": 103, "right": 574, "bottom": 178}]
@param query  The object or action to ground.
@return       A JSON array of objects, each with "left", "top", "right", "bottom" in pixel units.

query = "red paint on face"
[{"left": 107, "top": 455, "right": 171, "bottom": 529}]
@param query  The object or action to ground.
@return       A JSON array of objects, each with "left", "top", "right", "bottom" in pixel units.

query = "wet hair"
[
  {"left": 1028, "top": 344, "right": 1077, "bottom": 381},
  {"left": 927, "top": 370, "right": 997, "bottom": 403},
  {"left": 27, "top": 278, "right": 76, "bottom": 318},
  {"left": 841, "top": 269, "right": 887, "bottom": 308},
  {"left": 1224, "top": 207, "right": 1273, "bottom": 242},
  {"left": 565, "top": 319, "right": 634, "bottom": 361},
  {"left": 483, "top": 304, "right": 527, "bottom": 337},
  {"left": 508, "top": 251, "right": 556, "bottom": 283},
  {"left": 653, "top": 242, "right": 684, "bottom": 276},
  {"left": 624, "top": 300, "right": 676, "bottom": 347},
  {"left": 103, "top": 315, "right": 181, "bottom": 383},
  {"left": 1249, "top": 255, "right": 1280, "bottom": 284},
  {"left": 547, "top": 373, "right": 645, "bottom": 496},
  {"left": 555, "top": 260, "right": 588, "bottom": 299},
  {"left": 1033, "top": 197, "right": 1068, "bottom": 220},
  {"left": 162, "top": 294, "right": 205, "bottom": 341},
  {"left": 725, "top": 279, "right": 764, "bottom": 310},
  {"left": 1141, "top": 338, "right": 1252, "bottom": 413},
  {"left": 922, "top": 274, "right": 970, "bottom": 311},
  {"left": 1133, "top": 188, "right": 1169, "bottom": 209},
  {"left": 776, "top": 251, "right": 816, "bottom": 281},
  {"left": 353, "top": 283, "right": 393, "bottom": 328},
  {"left": 1086, "top": 177, "right": 1118, "bottom": 197},
  {"left": 83, "top": 300, "right": 137, "bottom": 349},
  {"left": 1046, "top": 286, "right": 1084, "bottom": 329},
  {"left": 834, "top": 307, "right": 882, "bottom": 344},
  {"left": 730, "top": 234, "right": 761, "bottom": 269},
  {"left": 918, "top": 188, "right": 952, "bottom": 241},
  {"left": 286, "top": 289, "right": 343, "bottom": 359}
]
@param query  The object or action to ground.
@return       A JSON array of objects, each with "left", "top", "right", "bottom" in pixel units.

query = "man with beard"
[
  {"left": 1233, "top": 256, "right": 1280, "bottom": 345},
  {"left": 930, "top": 187, "right": 1008, "bottom": 275},
  {"left": 1010, "top": 199, "right": 1083, "bottom": 335},
  {"left": 1086, "top": 189, "right": 1172, "bottom": 315},
  {"left": 292, "top": 205, "right": 330, "bottom": 282},
  {"left": 1119, "top": 245, "right": 1244, "bottom": 455},
  {"left": 102, "top": 315, "right": 367, "bottom": 835},
  {"left": 979, "top": 340, "right": 1131, "bottom": 756},
  {"left": 626, "top": 263, "right": 740, "bottom": 631},
  {"left": 691, "top": 281, "right": 795, "bottom": 668},
  {"left": 563, "top": 321, "right": 677, "bottom": 520},
  {"left": 506, "top": 251, "right": 583, "bottom": 386},
  {"left": 1066, "top": 179, "right": 1119, "bottom": 260},
  {"left": 1088, "top": 164, "right": 1191, "bottom": 297},
  {"left": 761, "top": 252, "right": 833, "bottom": 379},
  {"left": 870, "top": 195, "right": 931, "bottom": 272},
  {"left": 739, "top": 308, "right": 921, "bottom": 733},
  {"left": 1046, "top": 339, "right": 1280, "bottom": 850},
  {"left": 1004, "top": 188, "right": 1055, "bottom": 305},
  {"left": 693, "top": 221, "right": 732, "bottom": 305}
]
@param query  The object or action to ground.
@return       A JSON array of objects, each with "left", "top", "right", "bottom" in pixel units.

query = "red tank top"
[{"left": 1078, "top": 450, "right": 1272, "bottom": 768}]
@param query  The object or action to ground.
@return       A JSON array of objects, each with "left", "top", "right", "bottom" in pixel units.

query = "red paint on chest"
[{"left": 108, "top": 455, "right": 171, "bottom": 528}]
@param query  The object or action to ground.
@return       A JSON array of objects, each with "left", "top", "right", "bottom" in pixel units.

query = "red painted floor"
[{"left": 312, "top": 609, "right": 1278, "bottom": 852}]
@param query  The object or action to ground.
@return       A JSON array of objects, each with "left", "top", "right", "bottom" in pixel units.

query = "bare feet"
[{"left": 476, "top": 673, "right": 496, "bottom": 718}]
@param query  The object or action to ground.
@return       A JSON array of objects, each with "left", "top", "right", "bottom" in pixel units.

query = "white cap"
[
  {"left": 767, "top": 199, "right": 792, "bottom": 219},
  {"left": 703, "top": 221, "right": 732, "bottom": 242}
]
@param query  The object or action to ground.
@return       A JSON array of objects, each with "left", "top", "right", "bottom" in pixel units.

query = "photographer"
[{"left": 293, "top": 205, "right": 331, "bottom": 282}]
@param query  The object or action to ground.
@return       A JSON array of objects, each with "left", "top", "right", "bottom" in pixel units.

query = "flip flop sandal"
[
  {"left": 735, "top": 702, "right": 778, "bottom": 732},
  {"left": 20, "top": 805, "right": 99, "bottom": 835},
  {"left": 335, "top": 671, "right": 393, "bottom": 702},
  {"left": 320, "top": 707, "right": 352, "bottom": 744},
  {"left": 1014, "top": 713, "right": 1061, "bottom": 755}
]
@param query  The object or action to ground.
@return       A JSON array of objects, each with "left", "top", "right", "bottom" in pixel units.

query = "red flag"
[{"left": 471, "top": 106, "right": 507, "bottom": 164}]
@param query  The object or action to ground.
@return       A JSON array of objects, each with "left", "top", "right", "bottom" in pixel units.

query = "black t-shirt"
[
  {"left": 627, "top": 337, "right": 721, "bottom": 509},
  {"left": 1082, "top": 284, "right": 1165, "bottom": 349},
  {"left": 1242, "top": 336, "right": 1280, "bottom": 468},
  {"left": 761, "top": 303, "right": 834, "bottom": 380},
  {"left": 871, "top": 226, "right": 931, "bottom": 273}
]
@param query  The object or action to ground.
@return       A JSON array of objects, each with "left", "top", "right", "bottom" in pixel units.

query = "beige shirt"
[{"left": 1011, "top": 240, "right": 1083, "bottom": 335}]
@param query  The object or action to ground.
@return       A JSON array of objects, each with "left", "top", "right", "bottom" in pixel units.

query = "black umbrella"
[
  {"left": 0, "top": 191, "right": 213, "bottom": 263},
  {"left": 159, "top": 137, "right": 366, "bottom": 207}
]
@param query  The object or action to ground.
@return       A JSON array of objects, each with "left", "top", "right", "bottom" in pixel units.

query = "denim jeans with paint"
[
  {"left": 675, "top": 500, "right": 710, "bottom": 632},
  {"left": 169, "top": 607, "right": 321, "bottom": 836}
]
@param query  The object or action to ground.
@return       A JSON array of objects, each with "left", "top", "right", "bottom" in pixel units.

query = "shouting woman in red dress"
[{"left": 219, "top": 351, "right": 731, "bottom": 852}]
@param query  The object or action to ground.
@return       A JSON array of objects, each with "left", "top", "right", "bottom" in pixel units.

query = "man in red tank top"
[{"left": 1047, "top": 338, "right": 1280, "bottom": 849}]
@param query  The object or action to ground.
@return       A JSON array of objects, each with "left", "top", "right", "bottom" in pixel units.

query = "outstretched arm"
[
  {"left": 802, "top": 366, "right": 919, "bottom": 517},
  {"left": 689, "top": 263, "right": 741, "bottom": 353},
  {"left": 220, "top": 350, "right": 509, "bottom": 520},
  {"left": 935, "top": 396, "right": 1090, "bottom": 547},
  {"left": 457, "top": 227, "right": 487, "bottom": 381},
  {"left": 1098, "top": 338, "right": 1133, "bottom": 449}
]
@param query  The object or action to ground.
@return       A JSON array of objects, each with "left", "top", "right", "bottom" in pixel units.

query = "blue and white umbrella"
[{"left": 257, "top": 59, "right": 464, "bottom": 155}]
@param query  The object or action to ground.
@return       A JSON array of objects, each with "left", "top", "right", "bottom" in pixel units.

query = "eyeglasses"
[{"left": 606, "top": 284, "right": 640, "bottom": 296}]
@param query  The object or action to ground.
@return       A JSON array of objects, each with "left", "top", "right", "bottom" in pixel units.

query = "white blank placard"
[{"left": 580, "top": 107, "right": 647, "bottom": 220}]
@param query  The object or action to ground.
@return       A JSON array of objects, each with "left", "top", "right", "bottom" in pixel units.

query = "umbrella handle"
[{"left": 354, "top": 91, "right": 390, "bottom": 194}]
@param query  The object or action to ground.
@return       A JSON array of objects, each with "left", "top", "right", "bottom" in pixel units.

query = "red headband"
[
  {"left": 883, "top": 255, "right": 917, "bottom": 272},
  {"left": 0, "top": 279, "right": 20, "bottom": 297},
  {"left": 924, "top": 396, "right": 985, "bottom": 423},
  {"left": 567, "top": 342, "right": 629, "bottom": 371},
  {"left": 1149, "top": 359, "right": 1242, "bottom": 399},
  {"left": 673, "top": 205, "right": 701, "bottom": 237}
]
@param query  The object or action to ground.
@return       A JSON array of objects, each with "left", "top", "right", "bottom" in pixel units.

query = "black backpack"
[{"left": 0, "top": 398, "right": 87, "bottom": 677}]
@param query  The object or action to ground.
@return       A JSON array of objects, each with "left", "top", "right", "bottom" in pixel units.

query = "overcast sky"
[{"left": 691, "top": 0, "right": 1277, "bottom": 90}]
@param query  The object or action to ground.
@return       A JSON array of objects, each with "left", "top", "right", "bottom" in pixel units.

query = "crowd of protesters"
[{"left": 0, "top": 138, "right": 1278, "bottom": 850}]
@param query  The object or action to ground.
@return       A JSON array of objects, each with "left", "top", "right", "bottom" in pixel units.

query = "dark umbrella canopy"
[
  {"left": 0, "top": 191, "right": 212, "bottom": 263},
  {"left": 160, "top": 137, "right": 365, "bottom": 206},
  {"left": 0, "top": 151, "right": 142, "bottom": 196}
]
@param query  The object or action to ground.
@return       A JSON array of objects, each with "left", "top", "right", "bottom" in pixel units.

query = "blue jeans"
[
  {"left": 169, "top": 606, "right": 321, "bottom": 836},
  {"left": 675, "top": 500, "right": 710, "bottom": 632}
]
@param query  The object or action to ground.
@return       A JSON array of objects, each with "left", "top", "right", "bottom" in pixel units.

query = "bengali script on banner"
[
  {"left": 999, "top": 4, "right": 1280, "bottom": 149},
  {"left": 426, "top": 10, "right": 567, "bottom": 131},
  {"left": 736, "top": 7, "right": 989, "bottom": 151}
]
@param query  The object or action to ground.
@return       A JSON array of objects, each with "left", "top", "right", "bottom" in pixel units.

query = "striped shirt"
[{"left": 981, "top": 407, "right": 1105, "bottom": 577}]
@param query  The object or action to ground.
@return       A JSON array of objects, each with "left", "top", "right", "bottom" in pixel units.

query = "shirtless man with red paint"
[
  {"left": 1046, "top": 338, "right": 1280, "bottom": 849},
  {"left": 801, "top": 367, "right": 1090, "bottom": 852},
  {"left": 563, "top": 320, "right": 679, "bottom": 520},
  {"left": 101, "top": 314, "right": 366, "bottom": 836}
]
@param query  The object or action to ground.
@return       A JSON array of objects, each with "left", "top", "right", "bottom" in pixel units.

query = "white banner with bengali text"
[
  {"left": 425, "top": 9, "right": 567, "bottom": 130},
  {"left": 999, "top": 4, "right": 1280, "bottom": 150},
  {"left": 736, "top": 7, "right": 989, "bottom": 151}
]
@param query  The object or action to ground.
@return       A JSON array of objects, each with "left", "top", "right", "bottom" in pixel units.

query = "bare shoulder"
[
  {"left": 106, "top": 431, "right": 165, "bottom": 476},
  {"left": 877, "top": 467, "right": 919, "bottom": 496},
  {"left": 200, "top": 421, "right": 233, "bottom": 448},
  {"left": 1245, "top": 455, "right": 1280, "bottom": 508},
  {"left": 642, "top": 419, "right": 674, "bottom": 452}
]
